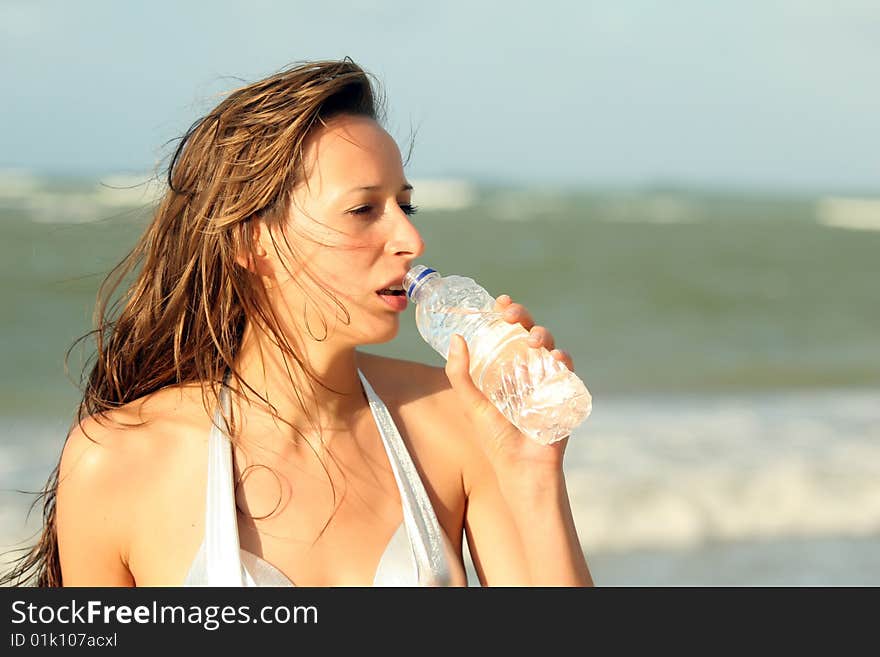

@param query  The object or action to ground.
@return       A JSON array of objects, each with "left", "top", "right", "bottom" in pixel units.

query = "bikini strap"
[
  {"left": 203, "top": 381, "right": 245, "bottom": 585},
  {"left": 357, "top": 369, "right": 452, "bottom": 586}
]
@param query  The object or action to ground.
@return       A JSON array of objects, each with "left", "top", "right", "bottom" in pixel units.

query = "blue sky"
[{"left": 1, "top": 0, "right": 878, "bottom": 190}]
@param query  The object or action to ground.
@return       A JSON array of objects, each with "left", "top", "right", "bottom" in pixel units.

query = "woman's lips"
[{"left": 376, "top": 291, "right": 407, "bottom": 311}]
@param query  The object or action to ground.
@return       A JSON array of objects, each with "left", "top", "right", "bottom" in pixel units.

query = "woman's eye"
[{"left": 349, "top": 204, "right": 419, "bottom": 217}]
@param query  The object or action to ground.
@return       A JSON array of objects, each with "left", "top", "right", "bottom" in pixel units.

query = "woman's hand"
[{"left": 444, "top": 294, "right": 576, "bottom": 475}]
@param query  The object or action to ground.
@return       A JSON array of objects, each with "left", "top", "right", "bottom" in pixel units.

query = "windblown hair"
[{"left": 1, "top": 57, "right": 392, "bottom": 586}]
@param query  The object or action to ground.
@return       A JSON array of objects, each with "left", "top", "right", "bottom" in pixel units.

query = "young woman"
[{"left": 4, "top": 58, "right": 593, "bottom": 587}]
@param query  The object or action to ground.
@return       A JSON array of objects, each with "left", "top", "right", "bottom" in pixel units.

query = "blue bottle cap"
[{"left": 404, "top": 265, "right": 437, "bottom": 301}]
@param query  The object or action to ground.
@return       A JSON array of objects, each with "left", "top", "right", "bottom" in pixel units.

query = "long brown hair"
[{"left": 1, "top": 57, "right": 400, "bottom": 586}]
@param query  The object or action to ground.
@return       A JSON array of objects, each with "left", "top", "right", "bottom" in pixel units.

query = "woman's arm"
[
  {"left": 493, "top": 464, "right": 593, "bottom": 586},
  {"left": 460, "top": 425, "right": 593, "bottom": 587},
  {"left": 56, "top": 420, "right": 136, "bottom": 586},
  {"left": 447, "top": 296, "right": 594, "bottom": 587}
]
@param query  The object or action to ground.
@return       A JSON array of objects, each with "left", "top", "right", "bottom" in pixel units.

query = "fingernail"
[{"left": 498, "top": 294, "right": 511, "bottom": 304}]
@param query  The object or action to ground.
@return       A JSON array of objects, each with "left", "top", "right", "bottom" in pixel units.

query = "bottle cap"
[{"left": 403, "top": 265, "right": 438, "bottom": 301}]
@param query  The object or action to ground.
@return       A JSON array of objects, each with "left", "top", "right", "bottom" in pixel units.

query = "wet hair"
[{"left": 1, "top": 57, "right": 402, "bottom": 586}]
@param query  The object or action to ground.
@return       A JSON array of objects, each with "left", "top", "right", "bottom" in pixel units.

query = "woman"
[{"left": 3, "top": 58, "right": 593, "bottom": 587}]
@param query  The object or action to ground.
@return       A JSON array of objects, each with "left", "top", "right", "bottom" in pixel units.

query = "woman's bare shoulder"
[
  {"left": 355, "top": 350, "right": 456, "bottom": 402},
  {"left": 355, "top": 351, "right": 486, "bottom": 462},
  {"left": 58, "top": 385, "right": 212, "bottom": 516},
  {"left": 55, "top": 384, "right": 213, "bottom": 584}
]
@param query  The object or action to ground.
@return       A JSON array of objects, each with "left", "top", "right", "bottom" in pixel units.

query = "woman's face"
[{"left": 264, "top": 114, "right": 425, "bottom": 347}]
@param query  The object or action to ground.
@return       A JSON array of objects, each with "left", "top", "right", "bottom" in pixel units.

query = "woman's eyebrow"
[{"left": 346, "top": 183, "right": 414, "bottom": 194}]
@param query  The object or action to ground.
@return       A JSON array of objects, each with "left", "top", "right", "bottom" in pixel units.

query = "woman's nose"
[{"left": 387, "top": 207, "right": 425, "bottom": 257}]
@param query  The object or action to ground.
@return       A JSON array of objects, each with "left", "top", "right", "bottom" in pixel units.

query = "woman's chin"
[{"left": 360, "top": 314, "right": 400, "bottom": 345}]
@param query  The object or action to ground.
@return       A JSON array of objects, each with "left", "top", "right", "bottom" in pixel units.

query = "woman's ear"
[{"left": 235, "top": 218, "right": 273, "bottom": 277}]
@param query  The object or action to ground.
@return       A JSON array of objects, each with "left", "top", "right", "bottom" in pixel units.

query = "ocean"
[{"left": 1, "top": 172, "right": 878, "bottom": 585}]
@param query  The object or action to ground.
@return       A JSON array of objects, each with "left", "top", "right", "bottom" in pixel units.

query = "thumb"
[{"left": 444, "top": 334, "right": 495, "bottom": 418}]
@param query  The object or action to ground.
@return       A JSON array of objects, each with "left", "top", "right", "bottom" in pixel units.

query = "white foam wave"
[
  {"left": 563, "top": 388, "right": 880, "bottom": 553},
  {"left": 2, "top": 390, "right": 879, "bottom": 555},
  {"left": 0, "top": 169, "right": 42, "bottom": 198},
  {"left": 0, "top": 172, "right": 165, "bottom": 223},
  {"left": 816, "top": 197, "right": 880, "bottom": 231},
  {"left": 409, "top": 178, "right": 476, "bottom": 211}
]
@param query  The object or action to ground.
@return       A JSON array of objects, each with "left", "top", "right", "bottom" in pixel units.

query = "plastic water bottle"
[{"left": 403, "top": 265, "right": 592, "bottom": 445}]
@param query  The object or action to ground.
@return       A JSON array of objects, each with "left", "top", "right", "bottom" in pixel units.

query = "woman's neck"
[{"left": 231, "top": 323, "right": 369, "bottom": 437}]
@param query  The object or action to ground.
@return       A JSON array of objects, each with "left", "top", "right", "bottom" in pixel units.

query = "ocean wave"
[
  {"left": 1, "top": 389, "right": 879, "bottom": 554},
  {"left": 816, "top": 197, "right": 880, "bottom": 232},
  {"left": 563, "top": 387, "right": 880, "bottom": 553}
]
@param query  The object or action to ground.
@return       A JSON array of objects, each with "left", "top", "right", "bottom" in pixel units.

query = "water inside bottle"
[{"left": 479, "top": 342, "right": 593, "bottom": 445}]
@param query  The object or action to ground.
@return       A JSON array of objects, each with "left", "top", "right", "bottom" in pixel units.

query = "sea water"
[{"left": 1, "top": 174, "right": 879, "bottom": 584}]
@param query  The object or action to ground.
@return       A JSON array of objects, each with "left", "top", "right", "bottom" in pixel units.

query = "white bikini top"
[{"left": 183, "top": 369, "right": 466, "bottom": 587}]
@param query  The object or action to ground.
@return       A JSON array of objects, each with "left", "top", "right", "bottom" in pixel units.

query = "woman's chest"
[{"left": 126, "top": 391, "right": 466, "bottom": 586}]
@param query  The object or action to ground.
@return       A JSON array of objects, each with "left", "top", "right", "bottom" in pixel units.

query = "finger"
[
  {"left": 444, "top": 334, "right": 496, "bottom": 418},
  {"left": 493, "top": 294, "right": 513, "bottom": 313},
  {"left": 551, "top": 348, "right": 575, "bottom": 372},
  {"left": 527, "top": 325, "right": 556, "bottom": 351},
  {"left": 502, "top": 302, "right": 535, "bottom": 331}
]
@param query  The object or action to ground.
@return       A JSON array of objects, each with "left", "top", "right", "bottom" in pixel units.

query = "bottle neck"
[{"left": 406, "top": 270, "right": 440, "bottom": 303}]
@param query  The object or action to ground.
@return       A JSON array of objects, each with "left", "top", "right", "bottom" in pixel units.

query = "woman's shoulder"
[
  {"left": 56, "top": 384, "right": 214, "bottom": 584},
  {"left": 355, "top": 350, "right": 459, "bottom": 407},
  {"left": 354, "top": 350, "right": 487, "bottom": 473},
  {"left": 58, "top": 384, "right": 212, "bottom": 508}
]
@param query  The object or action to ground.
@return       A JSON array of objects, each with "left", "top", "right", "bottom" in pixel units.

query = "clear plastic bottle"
[{"left": 403, "top": 264, "right": 592, "bottom": 445}]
